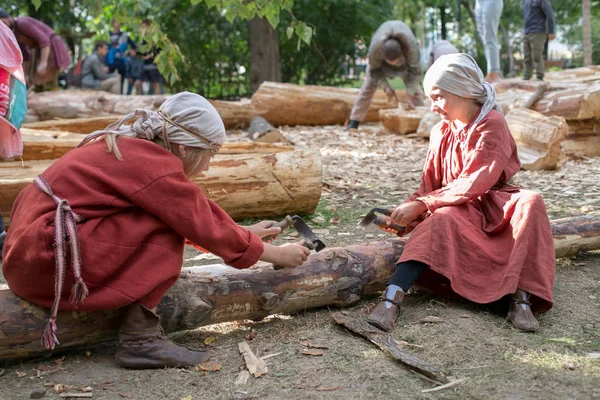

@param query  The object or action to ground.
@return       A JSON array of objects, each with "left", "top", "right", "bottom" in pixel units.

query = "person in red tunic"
[
  {"left": 0, "top": 8, "right": 71, "bottom": 90},
  {"left": 2, "top": 92, "right": 311, "bottom": 368},
  {"left": 367, "top": 53, "right": 555, "bottom": 333}
]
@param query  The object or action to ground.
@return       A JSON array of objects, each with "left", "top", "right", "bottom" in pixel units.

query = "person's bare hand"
[
  {"left": 390, "top": 201, "right": 428, "bottom": 227},
  {"left": 548, "top": 33, "right": 556, "bottom": 40},
  {"left": 246, "top": 220, "right": 282, "bottom": 243},
  {"left": 104, "top": 66, "right": 109, "bottom": 73},
  {"left": 276, "top": 241, "right": 311, "bottom": 268},
  {"left": 406, "top": 94, "right": 424, "bottom": 109},
  {"left": 36, "top": 62, "right": 48, "bottom": 75}
]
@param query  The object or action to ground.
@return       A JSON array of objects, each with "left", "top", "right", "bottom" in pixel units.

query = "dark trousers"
[
  {"left": 388, "top": 260, "right": 428, "bottom": 291},
  {"left": 108, "top": 61, "right": 127, "bottom": 93}
]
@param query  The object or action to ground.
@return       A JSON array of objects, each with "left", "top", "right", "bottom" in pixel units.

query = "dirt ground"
[{"left": 1, "top": 123, "right": 599, "bottom": 400}]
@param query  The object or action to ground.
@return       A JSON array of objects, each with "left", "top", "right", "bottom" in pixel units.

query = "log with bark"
[
  {"left": 250, "top": 81, "right": 405, "bottom": 126},
  {"left": 494, "top": 79, "right": 600, "bottom": 120},
  {"left": 561, "top": 118, "right": 600, "bottom": 158},
  {"left": 24, "top": 91, "right": 263, "bottom": 129},
  {"left": 17, "top": 130, "right": 295, "bottom": 161},
  {"left": 1, "top": 213, "right": 599, "bottom": 361},
  {"left": 544, "top": 66, "right": 600, "bottom": 84},
  {"left": 0, "top": 146, "right": 321, "bottom": 225},
  {"left": 23, "top": 116, "right": 122, "bottom": 134},
  {"left": 379, "top": 107, "right": 428, "bottom": 135},
  {"left": 505, "top": 108, "right": 568, "bottom": 170}
]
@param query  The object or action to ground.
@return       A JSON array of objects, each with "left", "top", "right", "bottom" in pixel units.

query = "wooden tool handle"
[{"left": 373, "top": 215, "right": 405, "bottom": 234}]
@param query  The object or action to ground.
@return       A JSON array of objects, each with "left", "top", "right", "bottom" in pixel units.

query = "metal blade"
[{"left": 291, "top": 216, "right": 326, "bottom": 252}]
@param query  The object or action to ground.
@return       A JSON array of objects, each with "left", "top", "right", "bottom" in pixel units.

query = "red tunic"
[
  {"left": 399, "top": 110, "right": 555, "bottom": 312},
  {"left": 2, "top": 138, "right": 264, "bottom": 310}
]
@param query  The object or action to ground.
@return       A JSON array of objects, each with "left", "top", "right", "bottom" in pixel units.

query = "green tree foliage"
[{"left": 278, "top": 0, "right": 395, "bottom": 85}]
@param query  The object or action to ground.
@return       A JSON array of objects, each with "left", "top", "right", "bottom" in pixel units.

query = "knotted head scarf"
[
  {"left": 78, "top": 91, "right": 226, "bottom": 155},
  {"left": 423, "top": 53, "right": 502, "bottom": 133}
]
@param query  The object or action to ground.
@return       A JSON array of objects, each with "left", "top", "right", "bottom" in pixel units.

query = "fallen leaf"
[
  {"left": 195, "top": 361, "right": 221, "bottom": 372},
  {"left": 84, "top": 351, "right": 92, "bottom": 358},
  {"left": 299, "top": 340, "right": 329, "bottom": 349},
  {"left": 203, "top": 336, "right": 216, "bottom": 345},
  {"left": 330, "top": 217, "right": 340, "bottom": 224},
  {"left": 589, "top": 295, "right": 597, "bottom": 300},
  {"left": 302, "top": 350, "right": 325, "bottom": 356},
  {"left": 420, "top": 316, "right": 444, "bottom": 323},
  {"left": 318, "top": 386, "right": 341, "bottom": 392},
  {"left": 54, "top": 356, "right": 66, "bottom": 367},
  {"left": 180, "top": 396, "right": 192, "bottom": 400},
  {"left": 16, "top": 371, "right": 27, "bottom": 378}
]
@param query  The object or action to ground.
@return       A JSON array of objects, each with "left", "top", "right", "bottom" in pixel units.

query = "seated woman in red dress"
[
  {"left": 367, "top": 54, "right": 555, "bottom": 333},
  {"left": 2, "top": 92, "right": 311, "bottom": 368}
]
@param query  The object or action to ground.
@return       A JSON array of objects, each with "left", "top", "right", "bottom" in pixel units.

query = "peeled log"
[
  {"left": 17, "top": 130, "right": 295, "bottom": 161},
  {"left": 505, "top": 108, "right": 567, "bottom": 170},
  {"left": 24, "top": 91, "right": 260, "bottom": 129},
  {"left": 0, "top": 147, "right": 321, "bottom": 225},
  {"left": 544, "top": 66, "right": 600, "bottom": 84},
  {"left": 495, "top": 79, "right": 600, "bottom": 120},
  {"left": 23, "top": 116, "right": 122, "bottom": 134},
  {"left": 379, "top": 107, "right": 427, "bottom": 135},
  {"left": 561, "top": 118, "right": 600, "bottom": 158},
  {"left": 1, "top": 213, "right": 599, "bottom": 361},
  {"left": 251, "top": 81, "right": 405, "bottom": 126}
]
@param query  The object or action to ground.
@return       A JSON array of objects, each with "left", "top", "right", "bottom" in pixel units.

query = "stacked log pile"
[{"left": 0, "top": 135, "right": 322, "bottom": 225}]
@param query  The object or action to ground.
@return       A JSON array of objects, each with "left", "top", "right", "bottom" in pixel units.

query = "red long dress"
[
  {"left": 399, "top": 109, "right": 555, "bottom": 312},
  {"left": 2, "top": 138, "right": 264, "bottom": 311}
]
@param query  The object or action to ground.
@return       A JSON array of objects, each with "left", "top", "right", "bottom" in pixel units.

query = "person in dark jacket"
[
  {"left": 126, "top": 48, "right": 144, "bottom": 95},
  {"left": 522, "top": 0, "right": 555, "bottom": 81}
]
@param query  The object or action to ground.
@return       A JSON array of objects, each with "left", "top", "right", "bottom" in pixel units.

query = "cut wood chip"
[
  {"left": 195, "top": 361, "right": 222, "bottom": 372},
  {"left": 238, "top": 341, "right": 268, "bottom": 378},
  {"left": 302, "top": 350, "right": 325, "bottom": 356},
  {"left": 421, "top": 377, "right": 468, "bottom": 393},
  {"left": 317, "top": 386, "right": 341, "bottom": 392},
  {"left": 59, "top": 393, "right": 93, "bottom": 398},
  {"left": 235, "top": 370, "right": 251, "bottom": 386},
  {"left": 260, "top": 352, "right": 282, "bottom": 360},
  {"left": 299, "top": 340, "right": 329, "bottom": 349}
]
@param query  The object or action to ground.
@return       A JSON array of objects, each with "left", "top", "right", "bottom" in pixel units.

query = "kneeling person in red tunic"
[
  {"left": 2, "top": 92, "right": 311, "bottom": 368},
  {"left": 367, "top": 54, "right": 555, "bottom": 333}
]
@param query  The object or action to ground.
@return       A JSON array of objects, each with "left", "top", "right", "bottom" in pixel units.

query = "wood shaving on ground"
[
  {"left": 421, "top": 378, "right": 469, "bottom": 393},
  {"left": 238, "top": 341, "right": 267, "bottom": 377}
]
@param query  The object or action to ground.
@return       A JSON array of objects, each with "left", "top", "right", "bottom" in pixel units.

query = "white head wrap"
[
  {"left": 78, "top": 91, "right": 226, "bottom": 153},
  {"left": 423, "top": 53, "right": 502, "bottom": 132}
]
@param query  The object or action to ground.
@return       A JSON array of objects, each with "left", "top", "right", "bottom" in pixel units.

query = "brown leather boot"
[
  {"left": 115, "top": 303, "right": 210, "bottom": 369},
  {"left": 508, "top": 290, "right": 539, "bottom": 332},
  {"left": 367, "top": 287, "right": 405, "bottom": 332}
]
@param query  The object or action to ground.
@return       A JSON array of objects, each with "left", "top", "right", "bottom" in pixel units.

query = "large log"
[
  {"left": 495, "top": 79, "right": 600, "bottom": 120},
  {"left": 24, "top": 91, "right": 262, "bottom": 129},
  {"left": 23, "top": 116, "right": 122, "bottom": 134},
  {"left": 0, "top": 147, "right": 321, "bottom": 225},
  {"left": 544, "top": 66, "right": 600, "bottom": 84},
  {"left": 561, "top": 118, "right": 600, "bottom": 158},
  {"left": 17, "top": 130, "right": 295, "bottom": 161},
  {"left": 250, "top": 81, "right": 405, "bottom": 126},
  {"left": 379, "top": 107, "right": 428, "bottom": 135},
  {"left": 1, "top": 213, "right": 599, "bottom": 361},
  {"left": 505, "top": 108, "right": 567, "bottom": 170}
]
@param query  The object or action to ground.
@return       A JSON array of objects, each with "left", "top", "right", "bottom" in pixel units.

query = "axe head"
[
  {"left": 358, "top": 207, "right": 392, "bottom": 227},
  {"left": 291, "top": 215, "right": 326, "bottom": 252}
]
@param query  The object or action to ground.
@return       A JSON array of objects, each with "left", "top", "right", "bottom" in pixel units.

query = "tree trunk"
[
  {"left": 439, "top": 6, "right": 447, "bottom": 40},
  {"left": 582, "top": 0, "right": 593, "bottom": 66},
  {"left": 379, "top": 107, "right": 428, "bottom": 135},
  {"left": 500, "top": 24, "right": 515, "bottom": 78},
  {"left": 251, "top": 82, "right": 405, "bottom": 126},
  {"left": 505, "top": 108, "right": 568, "bottom": 170},
  {"left": 1, "top": 212, "right": 599, "bottom": 361},
  {"left": 248, "top": 17, "right": 282, "bottom": 93},
  {"left": 0, "top": 148, "right": 321, "bottom": 226},
  {"left": 495, "top": 79, "right": 600, "bottom": 120}
]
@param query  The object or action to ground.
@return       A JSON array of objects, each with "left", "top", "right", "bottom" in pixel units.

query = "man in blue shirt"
[{"left": 522, "top": 0, "right": 555, "bottom": 81}]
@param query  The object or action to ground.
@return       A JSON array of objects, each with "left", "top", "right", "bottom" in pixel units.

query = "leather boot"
[
  {"left": 115, "top": 303, "right": 210, "bottom": 369},
  {"left": 508, "top": 290, "right": 539, "bottom": 332},
  {"left": 367, "top": 287, "right": 405, "bottom": 332}
]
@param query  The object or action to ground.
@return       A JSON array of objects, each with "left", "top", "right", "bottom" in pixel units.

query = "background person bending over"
[
  {"left": 346, "top": 21, "right": 424, "bottom": 131},
  {"left": 2, "top": 92, "right": 310, "bottom": 369}
]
